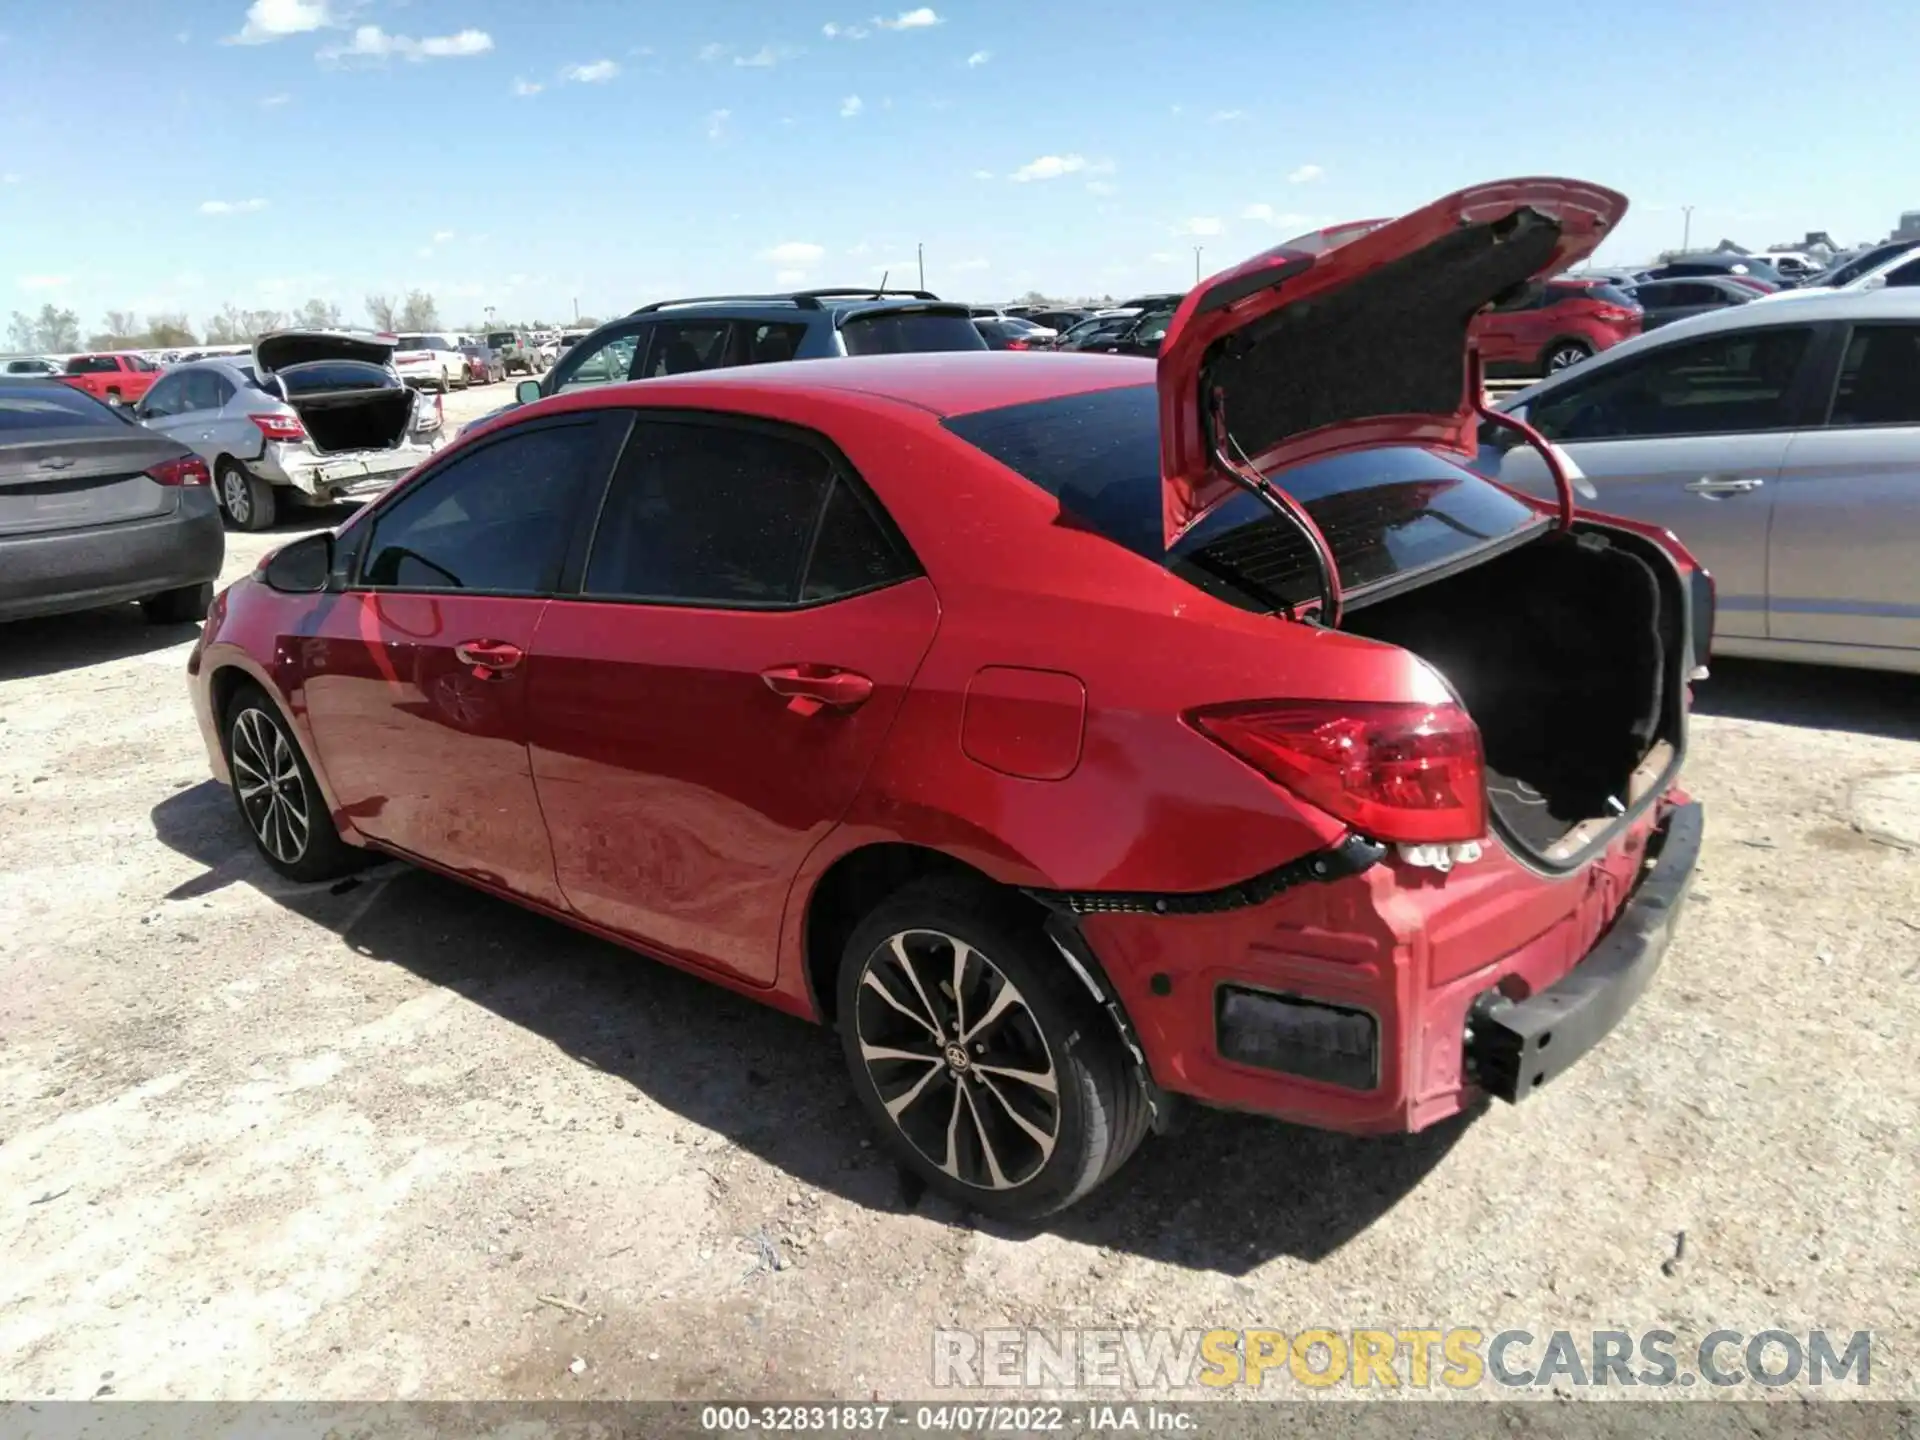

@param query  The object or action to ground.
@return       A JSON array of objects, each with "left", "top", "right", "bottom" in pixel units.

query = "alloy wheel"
[
  {"left": 229, "top": 707, "right": 310, "bottom": 865},
  {"left": 1548, "top": 345, "right": 1590, "bottom": 372},
  {"left": 222, "top": 467, "right": 251, "bottom": 525},
  {"left": 854, "top": 928, "right": 1061, "bottom": 1191}
]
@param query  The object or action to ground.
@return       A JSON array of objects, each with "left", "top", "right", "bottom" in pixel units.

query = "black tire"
[
  {"left": 221, "top": 682, "right": 362, "bottom": 883},
  {"left": 1541, "top": 338, "right": 1594, "bottom": 374},
  {"left": 140, "top": 581, "right": 212, "bottom": 625},
  {"left": 836, "top": 878, "right": 1150, "bottom": 1220},
  {"left": 104, "top": 389, "right": 123, "bottom": 407},
  {"left": 217, "top": 458, "right": 277, "bottom": 531}
]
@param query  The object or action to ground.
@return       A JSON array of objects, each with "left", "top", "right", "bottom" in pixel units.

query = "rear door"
[
  {"left": 297, "top": 415, "right": 620, "bottom": 902},
  {"left": 1767, "top": 321, "right": 1920, "bottom": 652},
  {"left": 526, "top": 412, "right": 939, "bottom": 986},
  {"left": 1498, "top": 321, "right": 1822, "bottom": 639}
]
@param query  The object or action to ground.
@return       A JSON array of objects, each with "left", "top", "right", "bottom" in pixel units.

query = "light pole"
[
  {"left": 1681, "top": 205, "right": 1695, "bottom": 253},
  {"left": 917, "top": 243, "right": 925, "bottom": 291},
  {"left": 1194, "top": 246, "right": 1203, "bottom": 283},
  {"left": 483, "top": 305, "right": 495, "bottom": 328}
]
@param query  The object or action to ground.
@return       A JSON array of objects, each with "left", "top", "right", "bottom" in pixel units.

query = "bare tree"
[
  {"left": 15, "top": 304, "right": 82, "bottom": 352},
  {"left": 8, "top": 311, "right": 38, "bottom": 352},
  {"left": 365, "top": 293, "right": 398, "bottom": 331},
  {"left": 96, "top": 310, "right": 141, "bottom": 347},
  {"left": 294, "top": 298, "right": 343, "bottom": 330},
  {"left": 396, "top": 289, "right": 440, "bottom": 331},
  {"left": 203, "top": 304, "right": 286, "bottom": 344},
  {"left": 146, "top": 313, "right": 196, "bottom": 347}
]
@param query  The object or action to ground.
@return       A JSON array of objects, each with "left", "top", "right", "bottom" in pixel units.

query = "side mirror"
[
  {"left": 515, "top": 378, "right": 543, "bottom": 405},
  {"left": 262, "top": 532, "right": 334, "bottom": 594}
]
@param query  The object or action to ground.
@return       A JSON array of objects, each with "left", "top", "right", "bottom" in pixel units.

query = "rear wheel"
[
  {"left": 140, "top": 581, "right": 212, "bottom": 625},
  {"left": 1542, "top": 339, "right": 1594, "bottom": 374},
  {"left": 223, "top": 683, "right": 361, "bottom": 883},
  {"left": 217, "top": 459, "right": 277, "bottom": 531},
  {"left": 836, "top": 878, "right": 1150, "bottom": 1220},
  {"left": 104, "top": 389, "right": 123, "bottom": 407}
]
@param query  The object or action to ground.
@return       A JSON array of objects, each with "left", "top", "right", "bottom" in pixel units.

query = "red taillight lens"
[
  {"left": 146, "top": 454, "right": 211, "bottom": 487},
  {"left": 1007, "top": 339, "right": 1031, "bottom": 350},
  {"left": 1191, "top": 700, "right": 1487, "bottom": 844},
  {"left": 1594, "top": 304, "right": 1637, "bottom": 324},
  {"left": 249, "top": 412, "right": 306, "bottom": 442}
]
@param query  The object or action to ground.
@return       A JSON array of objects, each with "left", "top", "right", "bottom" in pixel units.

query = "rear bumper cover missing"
[{"left": 1465, "top": 800, "right": 1703, "bottom": 1103}]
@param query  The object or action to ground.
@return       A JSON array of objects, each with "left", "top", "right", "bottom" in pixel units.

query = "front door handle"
[
  {"left": 760, "top": 663, "right": 874, "bottom": 716},
  {"left": 1685, "top": 476, "right": 1766, "bottom": 495},
  {"left": 453, "top": 639, "right": 524, "bottom": 679}
]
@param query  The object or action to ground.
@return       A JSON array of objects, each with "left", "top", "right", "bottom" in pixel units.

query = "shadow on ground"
[
  {"left": 1693, "top": 658, "right": 1920, "bottom": 741},
  {"left": 150, "top": 779, "right": 1467, "bottom": 1275},
  {"left": 0, "top": 604, "right": 200, "bottom": 682}
]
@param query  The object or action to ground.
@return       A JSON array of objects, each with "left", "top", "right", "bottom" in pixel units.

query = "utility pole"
[
  {"left": 572, "top": 296, "right": 580, "bottom": 323},
  {"left": 483, "top": 305, "right": 495, "bottom": 328},
  {"left": 1681, "top": 205, "right": 1695, "bottom": 253},
  {"left": 1194, "top": 246, "right": 1203, "bottom": 283},
  {"left": 917, "top": 243, "right": 925, "bottom": 291}
]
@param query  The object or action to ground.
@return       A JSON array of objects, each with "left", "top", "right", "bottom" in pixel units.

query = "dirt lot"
[{"left": 2, "top": 377, "right": 1916, "bottom": 1405}]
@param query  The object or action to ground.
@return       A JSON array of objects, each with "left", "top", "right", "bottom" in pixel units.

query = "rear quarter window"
[{"left": 840, "top": 310, "right": 988, "bottom": 356}]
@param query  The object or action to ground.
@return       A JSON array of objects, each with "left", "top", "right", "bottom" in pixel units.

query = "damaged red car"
[{"left": 187, "top": 176, "right": 1708, "bottom": 1219}]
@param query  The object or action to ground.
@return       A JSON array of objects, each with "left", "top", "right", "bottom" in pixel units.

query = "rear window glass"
[
  {"left": 841, "top": 310, "right": 987, "bottom": 356},
  {"left": 486, "top": 332, "right": 516, "bottom": 347},
  {"left": 942, "top": 384, "right": 1542, "bottom": 607},
  {"left": 396, "top": 336, "right": 427, "bottom": 350},
  {"left": 275, "top": 360, "right": 398, "bottom": 396},
  {"left": 0, "top": 384, "right": 124, "bottom": 430},
  {"left": 1551, "top": 282, "right": 1636, "bottom": 308}
]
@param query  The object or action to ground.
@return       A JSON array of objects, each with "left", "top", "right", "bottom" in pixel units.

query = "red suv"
[
  {"left": 186, "top": 177, "right": 1707, "bottom": 1219},
  {"left": 1472, "top": 277, "right": 1642, "bottom": 377}
]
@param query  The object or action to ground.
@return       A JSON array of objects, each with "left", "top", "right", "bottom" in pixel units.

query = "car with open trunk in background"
[{"left": 187, "top": 178, "right": 1707, "bottom": 1218}]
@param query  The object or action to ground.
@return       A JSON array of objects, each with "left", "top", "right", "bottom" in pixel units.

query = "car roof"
[{"left": 539, "top": 350, "right": 1151, "bottom": 420}]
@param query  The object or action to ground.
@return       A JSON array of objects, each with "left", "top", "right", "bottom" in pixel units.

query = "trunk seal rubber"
[{"left": 1023, "top": 831, "right": 1387, "bottom": 917}]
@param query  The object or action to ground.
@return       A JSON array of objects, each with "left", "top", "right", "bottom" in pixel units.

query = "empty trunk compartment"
[
  {"left": 273, "top": 360, "right": 414, "bottom": 455},
  {"left": 1343, "top": 525, "right": 1685, "bottom": 864}
]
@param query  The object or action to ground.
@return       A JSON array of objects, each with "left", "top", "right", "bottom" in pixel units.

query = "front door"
[
  {"left": 1768, "top": 321, "right": 1920, "bottom": 652},
  {"left": 1500, "top": 321, "right": 1821, "bottom": 640},
  {"left": 527, "top": 414, "right": 938, "bottom": 985},
  {"left": 297, "top": 416, "right": 614, "bottom": 904}
]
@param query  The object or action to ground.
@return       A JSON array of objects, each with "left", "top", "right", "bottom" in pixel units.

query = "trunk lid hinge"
[{"left": 1469, "top": 348, "right": 1594, "bottom": 532}]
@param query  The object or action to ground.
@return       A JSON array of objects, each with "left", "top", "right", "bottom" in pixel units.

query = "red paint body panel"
[
  {"left": 1470, "top": 282, "right": 1643, "bottom": 372},
  {"left": 58, "top": 354, "right": 159, "bottom": 406},
  {"left": 190, "top": 265, "right": 1697, "bottom": 1139}
]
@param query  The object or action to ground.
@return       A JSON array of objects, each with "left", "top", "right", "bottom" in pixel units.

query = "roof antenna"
[{"left": 872, "top": 269, "right": 889, "bottom": 299}]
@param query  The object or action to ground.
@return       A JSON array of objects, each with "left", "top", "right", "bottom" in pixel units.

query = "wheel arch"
[{"left": 203, "top": 656, "right": 353, "bottom": 831}]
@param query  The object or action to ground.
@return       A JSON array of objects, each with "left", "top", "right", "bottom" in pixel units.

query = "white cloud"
[
  {"left": 416, "top": 247, "right": 433, "bottom": 259},
  {"left": 432, "top": 230, "right": 456, "bottom": 243},
  {"left": 971, "top": 169, "right": 994, "bottom": 180},
  {"left": 875, "top": 7, "right": 942, "bottom": 27},
  {"left": 563, "top": 59, "right": 619, "bottom": 83},
  {"left": 774, "top": 269, "right": 809, "bottom": 286},
  {"left": 1177, "top": 216, "right": 1223, "bottom": 236},
  {"left": 766, "top": 242, "right": 827, "bottom": 266},
  {"left": 848, "top": 241, "right": 872, "bottom": 256},
  {"left": 706, "top": 108, "right": 730, "bottom": 139},
  {"left": 319, "top": 26, "right": 494, "bottom": 62},
  {"left": 840, "top": 94, "right": 863, "bottom": 117},
  {"left": 1010, "top": 153, "right": 1085, "bottom": 182},
  {"left": 260, "top": 92, "right": 292, "bottom": 107},
  {"left": 1085, "top": 180, "right": 1116, "bottom": 196},
  {"left": 1288, "top": 163, "right": 1325, "bottom": 183},
  {"left": 953, "top": 257, "right": 990, "bottom": 271},
  {"left": 1242, "top": 203, "right": 1315, "bottom": 230},
  {"left": 734, "top": 45, "right": 787, "bottom": 67},
  {"left": 512, "top": 77, "right": 543, "bottom": 97},
  {"left": 698, "top": 42, "right": 728, "bottom": 60},
  {"left": 1, "top": 173, "right": 20, "bottom": 184},
  {"left": 631, "top": 45, "right": 655, "bottom": 56},
  {"left": 231, "top": 0, "right": 330, "bottom": 45},
  {"left": 1149, "top": 251, "right": 1176, "bottom": 264},
  {"left": 199, "top": 198, "right": 270, "bottom": 215},
  {"left": 1210, "top": 108, "right": 1245, "bottom": 122},
  {"left": 966, "top": 49, "right": 990, "bottom": 66},
  {"left": 19, "top": 275, "right": 69, "bottom": 291},
  {"left": 822, "top": 21, "right": 870, "bottom": 38}
]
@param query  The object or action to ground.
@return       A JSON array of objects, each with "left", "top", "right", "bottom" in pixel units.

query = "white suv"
[{"left": 391, "top": 333, "right": 466, "bottom": 392}]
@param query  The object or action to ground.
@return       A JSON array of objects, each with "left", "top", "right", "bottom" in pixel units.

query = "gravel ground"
[{"left": 2, "top": 378, "right": 1916, "bottom": 1405}]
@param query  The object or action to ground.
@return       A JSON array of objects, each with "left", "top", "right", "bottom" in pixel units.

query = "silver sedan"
[{"left": 1482, "top": 287, "right": 1920, "bottom": 674}]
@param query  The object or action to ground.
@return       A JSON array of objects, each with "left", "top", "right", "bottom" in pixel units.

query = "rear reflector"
[
  {"left": 1190, "top": 699, "right": 1486, "bottom": 844},
  {"left": 146, "top": 455, "right": 211, "bottom": 487},
  {"left": 249, "top": 412, "right": 306, "bottom": 442},
  {"left": 1217, "top": 986, "right": 1378, "bottom": 1090}
]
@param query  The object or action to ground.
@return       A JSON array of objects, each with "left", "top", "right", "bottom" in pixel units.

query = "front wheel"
[
  {"left": 836, "top": 879, "right": 1150, "bottom": 1220},
  {"left": 1542, "top": 339, "right": 1594, "bottom": 374},
  {"left": 223, "top": 684, "right": 361, "bottom": 883}
]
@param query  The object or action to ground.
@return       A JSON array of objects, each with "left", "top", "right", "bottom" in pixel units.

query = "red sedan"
[{"left": 186, "top": 178, "right": 1708, "bottom": 1218}]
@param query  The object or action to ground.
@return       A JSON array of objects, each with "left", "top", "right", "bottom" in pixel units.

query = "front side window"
[
  {"left": 585, "top": 421, "right": 866, "bottom": 605},
  {"left": 1826, "top": 326, "right": 1920, "bottom": 427},
  {"left": 1527, "top": 326, "right": 1814, "bottom": 442},
  {"left": 556, "top": 328, "right": 644, "bottom": 391},
  {"left": 359, "top": 422, "right": 601, "bottom": 593}
]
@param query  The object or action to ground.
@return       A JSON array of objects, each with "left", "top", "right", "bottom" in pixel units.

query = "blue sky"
[{"left": 5, "top": 0, "right": 1920, "bottom": 332}]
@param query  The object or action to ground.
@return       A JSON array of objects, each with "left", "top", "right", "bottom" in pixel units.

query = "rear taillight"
[
  {"left": 1191, "top": 700, "right": 1486, "bottom": 844},
  {"left": 249, "top": 412, "right": 306, "bottom": 442},
  {"left": 1007, "top": 339, "right": 1031, "bottom": 350},
  {"left": 146, "top": 454, "right": 211, "bottom": 487},
  {"left": 1593, "top": 304, "right": 1637, "bottom": 324}
]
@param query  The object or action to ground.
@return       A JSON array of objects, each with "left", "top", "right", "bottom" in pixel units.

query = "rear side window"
[
  {"left": 1528, "top": 326, "right": 1814, "bottom": 441},
  {"left": 1580, "top": 283, "right": 1638, "bottom": 308},
  {"left": 584, "top": 421, "right": 833, "bottom": 605},
  {"left": 802, "top": 478, "right": 916, "bottom": 601},
  {"left": 1827, "top": 326, "right": 1920, "bottom": 427},
  {"left": 360, "top": 423, "right": 601, "bottom": 593},
  {"left": 0, "top": 383, "right": 124, "bottom": 430},
  {"left": 840, "top": 310, "right": 987, "bottom": 356},
  {"left": 942, "top": 384, "right": 1540, "bottom": 608},
  {"left": 640, "top": 322, "right": 731, "bottom": 378},
  {"left": 744, "top": 322, "right": 808, "bottom": 364}
]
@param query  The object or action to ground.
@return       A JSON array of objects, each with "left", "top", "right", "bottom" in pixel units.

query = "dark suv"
[{"left": 467, "top": 289, "right": 987, "bottom": 431}]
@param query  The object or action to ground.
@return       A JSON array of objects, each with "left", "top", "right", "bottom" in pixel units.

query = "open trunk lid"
[
  {"left": 254, "top": 329, "right": 398, "bottom": 375},
  {"left": 256, "top": 332, "right": 415, "bottom": 456},
  {"left": 1157, "top": 176, "right": 1626, "bottom": 549}
]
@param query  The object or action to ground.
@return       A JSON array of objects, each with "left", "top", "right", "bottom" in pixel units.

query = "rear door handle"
[
  {"left": 760, "top": 663, "right": 874, "bottom": 716},
  {"left": 1685, "top": 476, "right": 1766, "bottom": 495},
  {"left": 453, "top": 639, "right": 524, "bottom": 678}
]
